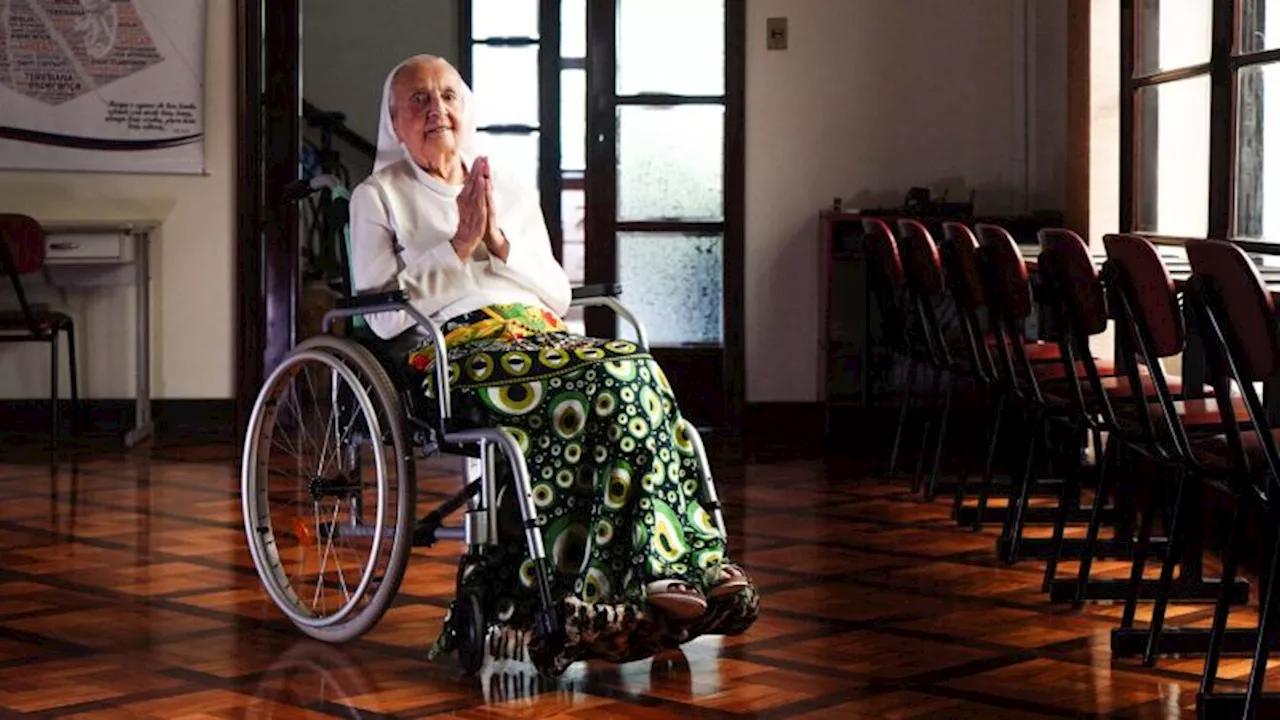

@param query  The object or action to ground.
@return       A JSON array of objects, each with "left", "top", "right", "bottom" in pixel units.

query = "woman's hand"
[
  {"left": 451, "top": 161, "right": 487, "bottom": 260},
  {"left": 477, "top": 157, "right": 510, "bottom": 261}
]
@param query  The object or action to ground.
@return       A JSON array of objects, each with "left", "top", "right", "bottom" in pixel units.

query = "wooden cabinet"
[{"left": 817, "top": 208, "right": 1062, "bottom": 438}]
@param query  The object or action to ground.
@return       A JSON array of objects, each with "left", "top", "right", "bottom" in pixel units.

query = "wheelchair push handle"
[{"left": 283, "top": 174, "right": 345, "bottom": 202}]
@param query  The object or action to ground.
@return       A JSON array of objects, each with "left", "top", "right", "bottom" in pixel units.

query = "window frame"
[{"left": 1121, "top": 0, "right": 1280, "bottom": 251}]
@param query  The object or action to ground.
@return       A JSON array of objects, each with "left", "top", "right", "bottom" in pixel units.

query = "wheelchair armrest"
[
  {"left": 568, "top": 284, "right": 649, "bottom": 350},
  {"left": 334, "top": 289, "right": 410, "bottom": 311},
  {"left": 571, "top": 283, "right": 622, "bottom": 301}
]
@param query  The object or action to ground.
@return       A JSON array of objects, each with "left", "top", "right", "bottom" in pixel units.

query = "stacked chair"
[{"left": 859, "top": 216, "right": 1280, "bottom": 718}]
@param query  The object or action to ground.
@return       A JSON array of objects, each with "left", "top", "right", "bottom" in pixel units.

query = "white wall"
[
  {"left": 745, "top": 0, "right": 1068, "bottom": 402},
  {"left": 0, "top": 0, "right": 235, "bottom": 400},
  {"left": 0, "top": 0, "right": 1068, "bottom": 406}
]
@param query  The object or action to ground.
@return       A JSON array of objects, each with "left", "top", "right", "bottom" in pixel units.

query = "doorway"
[{"left": 235, "top": 0, "right": 744, "bottom": 436}]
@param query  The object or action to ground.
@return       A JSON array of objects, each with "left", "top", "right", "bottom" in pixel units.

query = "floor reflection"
[{"left": 0, "top": 439, "right": 1253, "bottom": 717}]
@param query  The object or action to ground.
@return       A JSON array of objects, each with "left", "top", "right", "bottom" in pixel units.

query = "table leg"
[{"left": 125, "top": 230, "right": 154, "bottom": 447}]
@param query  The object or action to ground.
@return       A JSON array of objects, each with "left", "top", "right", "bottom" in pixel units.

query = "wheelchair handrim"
[{"left": 241, "top": 348, "right": 389, "bottom": 630}]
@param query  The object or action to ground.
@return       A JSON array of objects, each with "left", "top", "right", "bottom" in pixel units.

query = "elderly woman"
[{"left": 349, "top": 54, "right": 756, "bottom": 673}]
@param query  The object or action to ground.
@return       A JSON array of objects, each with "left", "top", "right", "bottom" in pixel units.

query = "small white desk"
[{"left": 40, "top": 220, "right": 158, "bottom": 447}]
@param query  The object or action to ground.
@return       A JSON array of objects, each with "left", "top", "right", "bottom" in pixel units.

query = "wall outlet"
[{"left": 767, "top": 17, "right": 787, "bottom": 50}]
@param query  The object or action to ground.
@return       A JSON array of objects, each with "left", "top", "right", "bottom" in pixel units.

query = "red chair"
[{"left": 0, "top": 214, "right": 79, "bottom": 448}]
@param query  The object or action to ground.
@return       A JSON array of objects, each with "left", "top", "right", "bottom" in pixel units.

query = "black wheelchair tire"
[
  {"left": 456, "top": 589, "right": 487, "bottom": 676},
  {"left": 242, "top": 334, "right": 416, "bottom": 644}
]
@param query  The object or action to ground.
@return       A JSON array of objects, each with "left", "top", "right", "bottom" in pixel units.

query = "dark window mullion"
[
  {"left": 617, "top": 221, "right": 725, "bottom": 234},
  {"left": 1232, "top": 47, "right": 1280, "bottom": 68},
  {"left": 539, "top": 0, "right": 562, "bottom": 263},
  {"left": 585, "top": 0, "right": 617, "bottom": 339},
  {"left": 616, "top": 94, "right": 725, "bottom": 106},
  {"left": 1207, "top": 0, "right": 1235, "bottom": 238},
  {"left": 476, "top": 125, "right": 540, "bottom": 134},
  {"left": 471, "top": 37, "right": 540, "bottom": 46},
  {"left": 1131, "top": 64, "right": 1212, "bottom": 88},
  {"left": 1121, "top": 0, "right": 1136, "bottom": 232}
]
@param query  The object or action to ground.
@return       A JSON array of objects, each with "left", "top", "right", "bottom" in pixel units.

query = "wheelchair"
[{"left": 240, "top": 175, "right": 734, "bottom": 675}]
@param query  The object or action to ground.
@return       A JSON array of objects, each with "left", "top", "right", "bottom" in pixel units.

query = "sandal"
[
  {"left": 646, "top": 580, "right": 707, "bottom": 619},
  {"left": 708, "top": 564, "right": 749, "bottom": 598}
]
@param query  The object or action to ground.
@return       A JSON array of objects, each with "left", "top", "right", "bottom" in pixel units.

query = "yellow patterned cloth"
[{"left": 408, "top": 303, "right": 568, "bottom": 372}]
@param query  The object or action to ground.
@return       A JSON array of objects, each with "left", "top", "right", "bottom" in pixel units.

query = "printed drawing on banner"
[{"left": 0, "top": 0, "right": 207, "bottom": 174}]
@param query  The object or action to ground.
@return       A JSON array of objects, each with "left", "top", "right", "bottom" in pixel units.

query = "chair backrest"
[
  {"left": 974, "top": 223, "right": 1033, "bottom": 321},
  {"left": 860, "top": 217, "right": 911, "bottom": 349},
  {"left": 0, "top": 214, "right": 45, "bottom": 275},
  {"left": 1102, "top": 234, "right": 1184, "bottom": 358},
  {"left": 1100, "top": 232, "right": 1194, "bottom": 458},
  {"left": 1037, "top": 229, "right": 1108, "bottom": 338},
  {"left": 894, "top": 219, "right": 946, "bottom": 297},
  {"left": 1185, "top": 238, "right": 1280, "bottom": 383},
  {"left": 941, "top": 222, "right": 987, "bottom": 312},
  {"left": 860, "top": 217, "right": 907, "bottom": 288}
]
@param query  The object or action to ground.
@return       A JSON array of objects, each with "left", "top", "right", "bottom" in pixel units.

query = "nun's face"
[{"left": 391, "top": 59, "right": 465, "bottom": 173}]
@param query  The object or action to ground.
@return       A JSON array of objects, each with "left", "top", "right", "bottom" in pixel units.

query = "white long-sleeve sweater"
[{"left": 348, "top": 157, "right": 572, "bottom": 340}]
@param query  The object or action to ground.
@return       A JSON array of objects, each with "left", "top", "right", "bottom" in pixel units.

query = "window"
[
  {"left": 1122, "top": 0, "right": 1280, "bottom": 245},
  {"left": 463, "top": 0, "right": 587, "bottom": 332}
]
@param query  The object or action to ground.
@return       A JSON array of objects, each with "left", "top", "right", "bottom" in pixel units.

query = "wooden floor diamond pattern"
[{"left": 0, "top": 437, "right": 1274, "bottom": 718}]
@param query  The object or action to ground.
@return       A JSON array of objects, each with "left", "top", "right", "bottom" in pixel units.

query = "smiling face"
[{"left": 390, "top": 58, "right": 467, "bottom": 181}]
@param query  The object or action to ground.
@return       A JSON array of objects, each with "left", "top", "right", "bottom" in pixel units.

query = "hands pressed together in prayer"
[{"left": 451, "top": 156, "right": 509, "bottom": 262}]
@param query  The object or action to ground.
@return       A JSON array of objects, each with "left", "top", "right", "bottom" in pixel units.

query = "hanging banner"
[{"left": 0, "top": 0, "right": 206, "bottom": 174}]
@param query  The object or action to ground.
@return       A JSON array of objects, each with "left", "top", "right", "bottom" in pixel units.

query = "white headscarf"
[{"left": 374, "top": 54, "right": 480, "bottom": 175}]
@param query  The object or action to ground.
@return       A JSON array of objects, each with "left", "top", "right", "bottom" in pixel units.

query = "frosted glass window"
[
  {"left": 1136, "top": 0, "right": 1211, "bottom": 74},
  {"left": 1240, "top": 0, "right": 1280, "bottom": 53},
  {"left": 618, "top": 0, "right": 723, "bottom": 95},
  {"left": 1235, "top": 63, "right": 1280, "bottom": 241},
  {"left": 617, "top": 106, "right": 723, "bottom": 222},
  {"left": 561, "top": 189, "right": 586, "bottom": 284},
  {"left": 471, "top": 46, "right": 539, "bottom": 127},
  {"left": 477, "top": 131, "right": 539, "bottom": 190},
  {"left": 472, "top": 0, "right": 538, "bottom": 39},
  {"left": 561, "top": 69, "right": 586, "bottom": 171},
  {"left": 1135, "top": 76, "right": 1210, "bottom": 237},
  {"left": 561, "top": 0, "right": 586, "bottom": 58},
  {"left": 617, "top": 233, "right": 723, "bottom": 346}
]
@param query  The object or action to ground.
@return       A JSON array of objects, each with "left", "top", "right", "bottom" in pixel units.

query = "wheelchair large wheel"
[{"left": 242, "top": 334, "right": 414, "bottom": 643}]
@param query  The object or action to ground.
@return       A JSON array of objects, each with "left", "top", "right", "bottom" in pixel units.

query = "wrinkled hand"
[
  {"left": 451, "top": 160, "right": 488, "bottom": 260},
  {"left": 477, "top": 157, "right": 509, "bottom": 261}
]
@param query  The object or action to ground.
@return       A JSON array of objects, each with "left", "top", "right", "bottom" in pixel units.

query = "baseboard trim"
[
  {"left": 0, "top": 398, "right": 236, "bottom": 445},
  {"left": 744, "top": 402, "right": 827, "bottom": 446}
]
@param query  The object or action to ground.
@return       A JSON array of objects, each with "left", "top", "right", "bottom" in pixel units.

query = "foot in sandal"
[
  {"left": 645, "top": 580, "right": 707, "bottom": 619},
  {"left": 708, "top": 564, "right": 749, "bottom": 598}
]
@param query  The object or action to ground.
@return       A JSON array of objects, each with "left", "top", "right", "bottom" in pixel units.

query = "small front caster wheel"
[{"left": 456, "top": 590, "right": 486, "bottom": 676}]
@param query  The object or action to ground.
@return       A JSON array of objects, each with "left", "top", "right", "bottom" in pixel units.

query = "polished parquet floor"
[{"left": 0, "top": 435, "right": 1274, "bottom": 718}]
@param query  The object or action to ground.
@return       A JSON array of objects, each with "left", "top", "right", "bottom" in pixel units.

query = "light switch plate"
[{"left": 767, "top": 17, "right": 787, "bottom": 50}]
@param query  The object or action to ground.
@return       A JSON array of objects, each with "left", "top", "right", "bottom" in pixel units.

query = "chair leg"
[
  {"left": 888, "top": 357, "right": 918, "bottom": 476},
  {"left": 1073, "top": 434, "right": 1116, "bottom": 608},
  {"left": 1000, "top": 410, "right": 1042, "bottom": 564},
  {"left": 925, "top": 370, "right": 954, "bottom": 501},
  {"left": 1143, "top": 468, "right": 1188, "bottom": 666},
  {"left": 913, "top": 366, "right": 945, "bottom": 494},
  {"left": 1200, "top": 494, "right": 1244, "bottom": 698},
  {"left": 49, "top": 332, "right": 60, "bottom": 450},
  {"left": 1243, "top": 524, "right": 1280, "bottom": 719},
  {"left": 971, "top": 393, "right": 1007, "bottom": 531},
  {"left": 1042, "top": 422, "right": 1084, "bottom": 592},
  {"left": 952, "top": 384, "right": 990, "bottom": 520},
  {"left": 1120, "top": 471, "right": 1162, "bottom": 629},
  {"left": 66, "top": 323, "right": 79, "bottom": 439}
]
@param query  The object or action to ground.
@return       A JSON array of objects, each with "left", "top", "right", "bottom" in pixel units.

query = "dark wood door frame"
[{"left": 235, "top": 0, "right": 302, "bottom": 440}]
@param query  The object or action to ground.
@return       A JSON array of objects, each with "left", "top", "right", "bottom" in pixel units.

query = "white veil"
[{"left": 374, "top": 54, "right": 480, "bottom": 175}]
